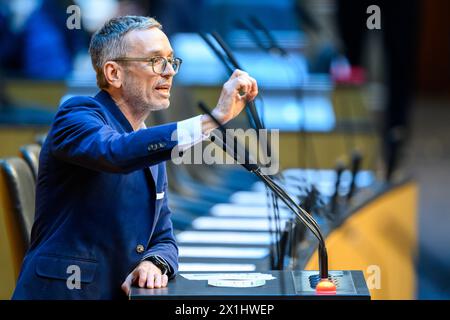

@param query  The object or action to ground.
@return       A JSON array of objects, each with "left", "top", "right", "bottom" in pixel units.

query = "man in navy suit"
[{"left": 12, "top": 16, "right": 258, "bottom": 299}]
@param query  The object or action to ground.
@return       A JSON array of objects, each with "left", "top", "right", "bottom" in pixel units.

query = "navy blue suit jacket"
[{"left": 13, "top": 90, "right": 179, "bottom": 299}]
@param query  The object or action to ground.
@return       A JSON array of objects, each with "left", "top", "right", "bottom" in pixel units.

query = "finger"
[
  {"left": 223, "top": 75, "right": 250, "bottom": 97},
  {"left": 161, "top": 275, "right": 169, "bottom": 287},
  {"left": 138, "top": 268, "right": 147, "bottom": 288},
  {"left": 238, "top": 75, "right": 257, "bottom": 101},
  {"left": 121, "top": 273, "right": 133, "bottom": 295},
  {"left": 146, "top": 272, "right": 155, "bottom": 289},
  {"left": 230, "top": 69, "right": 248, "bottom": 79},
  {"left": 235, "top": 77, "right": 252, "bottom": 97},
  {"left": 246, "top": 76, "right": 259, "bottom": 100},
  {"left": 154, "top": 273, "right": 162, "bottom": 288}
]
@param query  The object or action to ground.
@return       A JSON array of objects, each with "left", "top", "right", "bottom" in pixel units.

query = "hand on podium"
[{"left": 121, "top": 260, "right": 168, "bottom": 295}]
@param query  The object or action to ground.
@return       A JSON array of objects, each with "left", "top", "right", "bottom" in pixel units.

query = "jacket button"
[
  {"left": 136, "top": 244, "right": 145, "bottom": 254},
  {"left": 147, "top": 144, "right": 157, "bottom": 151},
  {"left": 159, "top": 142, "right": 166, "bottom": 148}
]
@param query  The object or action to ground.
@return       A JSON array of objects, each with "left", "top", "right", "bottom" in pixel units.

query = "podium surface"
[{"left": 130, "top": 270, "right": 370, "bottom": 300}]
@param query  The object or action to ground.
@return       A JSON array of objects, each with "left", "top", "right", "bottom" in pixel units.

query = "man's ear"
[{"left": 103, "top": 61, "right": 123, "bottom": 89}]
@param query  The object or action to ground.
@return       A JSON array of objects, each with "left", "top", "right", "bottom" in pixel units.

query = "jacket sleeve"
[
  {"left": 49, "top": 100, "right": 179, "bottom": 173},
  {"left": 141, "top": 173, "right": 179, "bottom": 278}
]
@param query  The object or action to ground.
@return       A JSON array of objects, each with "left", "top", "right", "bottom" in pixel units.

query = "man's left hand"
[{"left": 121, "top": 260, "right": 168, "bottom": 295}]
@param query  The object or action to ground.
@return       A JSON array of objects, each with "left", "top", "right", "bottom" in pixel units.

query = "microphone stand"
[
  {"left": 347, "top": 150, "right": 362, "bottom": 201},
  {"left": 238, "top": 18, "right": 327, "bottom": 267},
  {"left": 198, "top": 33, "right": 282, "bottom": 268},
  {"left": 198, "top": 102, "right": 331, "bottom": 281}
]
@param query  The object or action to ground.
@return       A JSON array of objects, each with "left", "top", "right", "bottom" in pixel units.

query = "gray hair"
[{"left": 89, "top": 16, "right": 162, "bottom": 89}]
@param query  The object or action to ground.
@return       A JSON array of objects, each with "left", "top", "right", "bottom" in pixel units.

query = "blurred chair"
[
  {"left": 35, "top": 134, "right": 47, "bottom": 146},
  {"left": 0, "top": 157, "right": 36, "bottom": 298},
  {"left": 0, "top": 158, "right": 36, "bottom": 247},
  {"left": 19, "top": 144, "right": 41, "bottom": 181}
]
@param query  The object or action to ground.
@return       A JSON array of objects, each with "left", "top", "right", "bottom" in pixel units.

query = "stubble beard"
[{"left": 122, "top": 77, "right": 170, "bottom": 114}]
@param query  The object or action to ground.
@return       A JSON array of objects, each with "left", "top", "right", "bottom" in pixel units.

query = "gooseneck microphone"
[
  {"left": 198, "top": 102, "right": 333, "bottom": 285},
  {"left": 331, "top": 161, "right": 345, "bottom": 215},
  {"left": 198, "top": 32, "right": 257, "bottom": 131},
  {"left": 198, "top": 32, "right": 282, "bottom": 268},
  {"left": 347, "top": 151, "right": 362, "bottom": 201},
  {"left": 198, "top": 101, "right": 282, "bottom": 269},
  {"left": 248, "top": 16, "right": 288, "bottom": 57},
  {"left": 211, "top": 31, "right": 265, "bottom": 132},
  {"left": 234, "top": 19, "right": 270, "bottom": 53}
]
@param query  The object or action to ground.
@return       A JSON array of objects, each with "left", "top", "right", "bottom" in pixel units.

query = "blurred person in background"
[
  {"left": 336, "top": 0, "right": 420, "bottom": 180},
  {"left": 0, "top": 0, "right": 88, "bottom": 80}
]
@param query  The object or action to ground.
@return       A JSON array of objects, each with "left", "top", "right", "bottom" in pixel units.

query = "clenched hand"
[{"left": 201, "top": 69, "right": 258, "bottom": 133}]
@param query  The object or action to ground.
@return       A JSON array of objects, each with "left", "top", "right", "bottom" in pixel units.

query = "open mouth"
[{"left": 155, "top": 84, "right": 171, "bottom": 93}]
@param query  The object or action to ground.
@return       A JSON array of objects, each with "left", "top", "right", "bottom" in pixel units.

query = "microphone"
[
  {"left": 199, "top": 101, "right": 283, "bottom": 269},
  {"left": 198, "top": 101, "right": 259, "bottom": 172},
  {"left": 198, "top": 102, "right": 335, "bottom": 292},
  {"left": 248, "top": 16, "right": 288, "bottom": 56},
  {"left": 236, "top": 18, "right": 320, "bottom": 173},
  {"left": 278, "top": 220, "right": 293, "bottom": 270},
  {"left": 199, "top": 31, "right": 265, "bottom": 132},
  {"left": 200, "top": 31, "right": 283, "bottom": 243},
  {"left": 198, "top": 31, "right": 314, "bottom": 271},
  {"left": 211, "top": 31, "right": 265, "bottom": 131},
  {"left": 199, "top": 31, "right": 277, "bottom": 182},
  {"left": 347, "top": 151, "right": 362, "bottom": 201},
  {"left": 331, "top": 160, "right": 345, "bottom": 216},
  {"left": 291, "top": 3, "right": 321, "bottom": 33},
  {"left": 234, "top": 19, "right": 270, "bottom": 53},
  {"left": 198, "top": 32, "right": 260, "bottom": 132}
]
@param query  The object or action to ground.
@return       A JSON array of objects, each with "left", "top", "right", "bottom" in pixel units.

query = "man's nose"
[{"left": 162, "top": 63, "right": 176, "bottom": 77}]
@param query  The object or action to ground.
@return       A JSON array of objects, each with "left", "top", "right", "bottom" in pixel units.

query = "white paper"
[
  {"left": 178, "top": 263, "right": 256, "bottom": 272},
  {"left": 208, "top": 279, "right": 266, "bottom": 288},
  {"left": 176, "top": 231, "right": 272, "bottom": 245},
  {"left": 180, "top": 273, "right": 276, "bottom": 281},
  {"left": 179, "top": 246, "right": 269, "bottom": 259}
]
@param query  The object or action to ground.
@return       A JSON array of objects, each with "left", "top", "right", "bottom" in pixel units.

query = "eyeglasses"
[{"left": 112, "top": 56, "right": 182, "bottom": 75}]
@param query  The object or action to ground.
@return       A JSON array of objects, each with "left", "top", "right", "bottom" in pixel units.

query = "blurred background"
[{"left": 0, "top": 0, "right": 449, "bottom": 299}]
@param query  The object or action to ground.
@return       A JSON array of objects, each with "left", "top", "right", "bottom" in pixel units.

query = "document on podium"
[
  {"left": 179, "top": 263, "right": 257, "bottom": 272},
  {"left": 180, "top": 273, "right": 276, "bottom": 288},
  {"left": 180, "top": 273, "right": 276, "bottom": 281}
]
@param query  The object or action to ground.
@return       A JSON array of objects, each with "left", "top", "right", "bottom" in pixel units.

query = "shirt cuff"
[{"left": 177, "top": 115, "right": 210, "bottom": 151}]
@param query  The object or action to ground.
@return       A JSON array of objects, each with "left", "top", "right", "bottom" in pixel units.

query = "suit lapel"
[
  {"left": 95, "top": 90, "right": 162, "bottom": 244},
  {"left": 149, "top": 164, "right": 158, "bottom": 187},
  {"left": 146, "top": 164, "right": 162, "bottom": 247}
]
